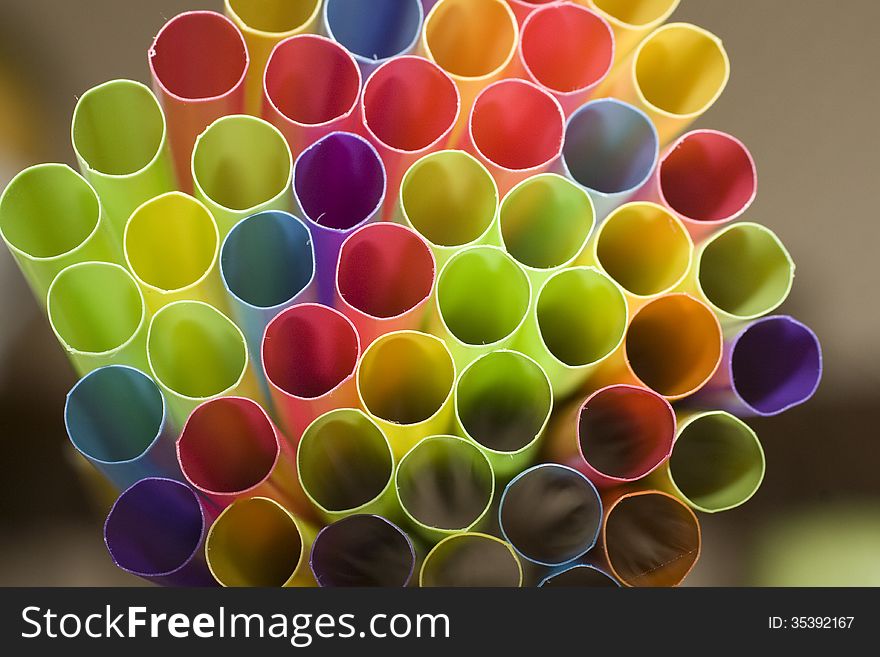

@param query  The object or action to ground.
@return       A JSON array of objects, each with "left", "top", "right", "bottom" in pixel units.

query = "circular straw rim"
[
  {"left": 225, "top": 0, "right": 322, "bottom": 38},
  {"left": 324, "top": 0, "right": 425, "bottom": 67},
  {"left": 587, "top": 0, "right": 680, "bottom": 31},
  {"left": 419, "top": 531, "right": 523, "bottom": 587},
  {"left": 537, "top": 563, "right": 620, "bottom": 587}
]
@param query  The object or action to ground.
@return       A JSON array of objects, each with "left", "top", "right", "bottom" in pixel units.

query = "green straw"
[{"left": 419, "top": 532, "right": 523, "bottom": 587}]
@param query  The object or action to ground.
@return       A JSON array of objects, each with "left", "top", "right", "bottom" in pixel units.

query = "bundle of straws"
[{"left": 0, "top": 0, "right": 822, "bottom": 587}]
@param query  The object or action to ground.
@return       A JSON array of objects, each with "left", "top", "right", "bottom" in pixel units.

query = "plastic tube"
[
  {"left": 335, "top": 223, "right": 435, "bottom": 347},
  {"left": 297, "top": 408, "right": 397, "bottom": 521},
  {"left": 104, "top": 477, "right": 216, "bottom": 586},
  {"left": 293, "top": 131, "right": 386, "bottom": 305},
  {"left": 583, "top": 0, "right": 680, "bottom": 60},
  {"left": 538, "top": 564, "right": 619, "bottom": 587},
  {"left": 192, "top": 115, "right": 293, "bottom": 238},
  {"left": 420, "top": 532, "right": 522, "bottom": 587},
  {"left": 0, "top": 164, "right": 119, "bottom": 303},
  {"left": 262, "top": 35, "right": 362, "bottom": 157},
  {"left": 454, "top": 350, "right": 552, "bottom": 479},
  {"left": 560, "top": 98, "right": 658, "bottom": 219},
  {"left": 47, "top": 262, "right": 148, "bottom": 376},
  {"left": 71, "top": 80, "right": 176, "bottom": 240},
  {"left": 262, "top": 304, "right": 360, "bottom": 442},
  {"left": 65, "top": 365, "right": 178, "bottom": 490},
  {"left": 310, "top": 515, "right": 416, "bottom": 587},
  {"left": 357, "top": 331, "right": 456, "bottom": 458},
  {"left": 505, "top": 1, "right": 557, "bottom": 24},
  {"left": 149, "top": 11, "right": 248, "bottom": 189}
]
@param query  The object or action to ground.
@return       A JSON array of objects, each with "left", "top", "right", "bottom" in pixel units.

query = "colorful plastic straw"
[
  {"left": 65, "top": 365, "right": 177, "bottom": 490},
  {"left": 0, "top": 164, "right": 118, "bottom": 303},
  {"left": 499, "top": 173, "right": 594, "bottom": 287},
  {"left": 431, "top": 245, "right": 531, "bottom": 366},
  {"left": 293, "top": 131, "right": 386, "bottom": 305},
  {"left": 149, "top": 11, "right": 248, "bottom": 189},
  {"left": 602, "top": 22, "right": 729, "bottom": 144},
  {"left": 357, "top": 331, "right": 456, "bottom": 457},
  {"left": 262, "top": 304, "right": 360, "bottom": 442},
  {"left": 104, "top": 477, "right": 216, "bottom": 586},
  {"left": 262, "top": 35, "right": 362, "bottom": 157},
  {"left": 698, "top": 315, "right": 822, "bottom": 417},
  {"left": 220, "top": 211, "right": 316, "bottom": 364},
  {"left": 514, "top": 266, "right": 628, "bottom": 398},
  {"left": 601, "top": 489, "right": 700, "bottom": 587},
  {"left": 192, "top": 114, "right": 293, "bottom": 238},
  {"left": 335, "top": 223, "right": 435, "bottom": 347},
  {"left": 124, "top": 192, "right": 225, "bottom": 312},
  {"left": 454, "top": 350, "right": 552, "bottom": 479},
  {"left": 324, "top": 0, "right": 424, "bottom": 73},
  {"left": 499, "top": 463, "right": 602, "bottom": 566},
  {"left": 205, "top": 496, "right": 315, "bottom": 587},
  {"left": 71, "top": 79, "right": 176, "bottom": 240},
  {"left": 666, "top": 411, "right": 765, "bottom": 513},
  {"left": 640, "top": 129, "right": 757, "bottom": 241},
  {"left": 690, "top": 222, "right": 794, "bottom": 324},
  {"left": 399, "top": 149, "right": 499, "bottom": 267},
  {"left": 224, "top": 0, "right": 323, "bottom": 115},
  {"left": 517, "top": 3, "right": 614, "bottom": 115},
  {"left": 465, "top": 79, "right": 564, "bottom": 194},
  {"left": 47, "top": 262, "right": 148, "bottom": 376},
  {"left": 547, "top": 384, "right": 674, "bottom": 488},
  {"left": 538, "top": 564, "right": 619, "bottom": 587},
  {"left": 583, "top": 0, "right": 680, "bottom": 60},
  {"left": 396, "top": 435, "right": 495, "bottom": 543},
  {"left": 560, "top": 98, "right": 659, "bottom": 219},
  {"left": 310, "top": 514, "right": 416, "bottom": 587},
  {"left": 146, "top": 300, "right": 257, "bottom": 426},
  {"left": 360, "top": 56, "right": 459, "bottom": 216},
  {"left": 297, "top": 408, "right": 397, "bottom": 521},
  {"left": 505, "top": 1, "right": 556, "bottom": 25},
  {"left": 420, "top": 532, "right": 523, "bottom": 587}
]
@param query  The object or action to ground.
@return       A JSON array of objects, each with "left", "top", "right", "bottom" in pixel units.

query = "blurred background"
[{"left": 0, "top": 0, "right": 878, "bottom": 586}]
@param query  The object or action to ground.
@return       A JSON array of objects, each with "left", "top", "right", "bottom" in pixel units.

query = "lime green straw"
[{"left": 420, "top": 532, "right": 523, "bottom": 587}]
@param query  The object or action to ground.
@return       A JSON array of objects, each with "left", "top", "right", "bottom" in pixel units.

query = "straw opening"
[
  {"left": 591, "top": 0, "right": 678, "bottom": 28},
  {"left": 325, "top": 0, "right": 423, "bottom": 64},
  {"left": 421, "top": 533, "right": 522, "bottom": 587},
  {"left": 227, "top": 0, "right": 320, "bottom": 34},
  {"left": 539, "top": 564, "right": 619, "bottom": 587}
]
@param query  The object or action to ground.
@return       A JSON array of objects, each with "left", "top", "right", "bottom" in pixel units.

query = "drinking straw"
[
  {"left": 431, "top": 246, "right": 531, "bottom": 367},
  {"left": 192, "top": 114, "right": 293, "bottom": 238},
  {"left": 360, "top": 56, "right": 460, "bottom": 217},
  {"left": 123, "top": 192, "right": 226, "bottom": 313},
  {"left": 420, "top": 532, "right": 522, "bottom": 587},
  {"left": 324, "top": 0, "right": 424, "bottom": 74},
  {"left": 147, "top": 300, "right": 259, "bottom": 426},
  {"left": 499, "top": 464, "right": 602, "bottom": 566},
  {"left": 293, "top": 131, "right": 386, "bottom": 305},
  {"left": 422, "top": 0, "right": 518, "bottom": 141},
  {"left": 47, "top": 262, "right": 148, "bottom": 376},
  {"left": 516, "top": 3, "right": 614, "bottom": 115},
  {"left": 498, "top": 173, "right": 594, "bottom": 288},
  {"left": 513, "top": 266, "right": 628, "bottom": 398},
  {"left": 71, "top": 80, "right": 176, "bottom": 241},
  {"left": 505, "top": 1, "right": 556, "bottom": 25},
  {"left": 590, "top": 201, "right": 692, "bottom": 309},
  {"left": 297, "top": 408, "right": 397, "bottom": 522},
  {"left": 224, "top": 0, "right": 323, "bottom": 115},
  {"left": 546, "top": 384, "right": 675, "bottom": 488},
  {"left": 454, "top": 350, "right": 552, "bottom": 479},
  {"left": 465, "top": 79, "right": 564, "bottom": 194},
  {"left": 689, "top": 222, "right": 794, "bottom": 324},
  {"left": 220, "top": 211, "right": 316, "bottom": 366},
  {"left": 335, "top": 223, "right": 435, "bottom": 347},
  {"left": 262, "top": 35, "right": 362, "bottom": 157},
  {"left": 262, "top": 304, "right": 360, "bottom": 442},
  {"left": 639, "top": 129, "right": 757, "bottom": 241},
  {"left": 149, "top": 11, "right": 248, "bottom": 189},
  {"left": 538, "top": 564, "right": 620, "bottom": 587},
  {"left": 0, "top": 164, "right": 119, "bottom": 303},
  {"left": 310, "top": 514, "right": 416, "bottom": 587},
  {"left": 399, "top": 150, "right": 499, "bottom": 268},
  {"left": 560, "top": 98, "right": 659, "bottom": 219},
  {"left": 357, "top": 331, "right": 456, "bottom": 457},
  {"left": 65, "top": 365, "right": 178, "bottom": 491},
  {"left": 581, "top": 0, "right": 680, "bottom": 60},
  {"left": 104, "top": 477, "right": 216, "bottom": 586},
  {"left": 601, "top": 23, "right": 730, "bottom": 144},
  {"left": 697, "top": 315, "right": 822, "bottom": 417},
  {"left": 601, "top": 489, "right": 700, "bottom": 587},
  {"left": 396, "top": 435, "right": 495, "bottom": 544},
  {"left": 205, "top": 496, "right": 315, "bottom": 587},
  {"left": 665, "top": 411, "right": 765, "bottom": 513}
]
